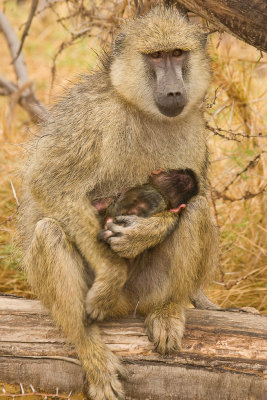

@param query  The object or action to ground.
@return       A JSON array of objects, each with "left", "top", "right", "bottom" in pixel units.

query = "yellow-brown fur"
[{"left": 18, "top": 6, "right": 218, "bottom": 400}]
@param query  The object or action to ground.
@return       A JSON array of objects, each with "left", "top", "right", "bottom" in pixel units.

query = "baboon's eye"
[
  {"left": 172, "top": 49, "right": 183, "bottom": 57},
  {"left": 150, "top": 51, "right": 162, "bottom": 59}
]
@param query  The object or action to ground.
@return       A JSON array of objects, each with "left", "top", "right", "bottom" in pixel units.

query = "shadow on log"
[{"left": 0, "top": 296, "right": 266, "bottom": 399}]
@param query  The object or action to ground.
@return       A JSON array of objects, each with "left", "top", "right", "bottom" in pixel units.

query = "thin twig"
[
  {"left": 206, "top": 124, "right": 267, "bottom": 141},
  {"left": 221, "top": 152, "right": 265, "bottom": 193},
  {"left": 12, "top": 0, "right": 39, "bottom": 64},
  {"left": 50, "top": 27, "right": 92, "bottom": 91},
  {"left": 213, "top": 186, "right": 267, "bottom": 202}
]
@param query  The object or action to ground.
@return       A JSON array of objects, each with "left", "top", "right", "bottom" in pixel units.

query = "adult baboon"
[{"left": 19, "top": 7, "right": 218, "bottom": 400}]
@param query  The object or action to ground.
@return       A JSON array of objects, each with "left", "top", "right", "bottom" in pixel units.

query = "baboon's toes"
[
  {"left": 85, "top": 284, "right": 114, "bottom": 322},
  {"left": 85, "top": 295, "right": 106, "bottom": 322},
  {"left": 88, "top": 376, "right": 125, "bottom": 400},
  {"left": 146, "top": 316, "right": 184, "bottom": 355},
  {"left": 87, "top": 352, "right": 126, "bottom": 400}
]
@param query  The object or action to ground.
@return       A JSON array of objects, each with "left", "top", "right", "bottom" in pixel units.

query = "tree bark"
[
  {"left": 0, "top": 296, "right": 266, "bottom": 399},
  {"left": 176, "top": 0, "right": 267, "bottom": 52}
]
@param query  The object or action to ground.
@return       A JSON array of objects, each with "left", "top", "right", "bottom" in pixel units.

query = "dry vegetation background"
[{"left": 0, "top": 0, "right": 266, "bottom": 316}]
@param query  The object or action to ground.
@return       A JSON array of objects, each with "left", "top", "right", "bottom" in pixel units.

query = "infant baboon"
[
  {"left": 97, "top": 169, "right": 198, "bottom": 241},
  {"left": 19, "top": 6, "right": 218, "bottom": 400}
]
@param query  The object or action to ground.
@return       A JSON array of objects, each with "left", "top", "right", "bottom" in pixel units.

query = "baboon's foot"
[
  {"left": 88, "top": 372, "right": 125, "bottom": 400},
  {"left": 86, "top": 349, "right": 127, "bottom": 400},
  {"left": 85, "top": 281, "right": 121, "bottom": 321},
  {"left": 145, "top": 306, "right": 185, "bottom": 355}
]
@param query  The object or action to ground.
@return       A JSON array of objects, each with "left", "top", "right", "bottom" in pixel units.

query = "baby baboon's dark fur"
[{"left": 97, "top": 169, "right": 199, "bottom": 241}]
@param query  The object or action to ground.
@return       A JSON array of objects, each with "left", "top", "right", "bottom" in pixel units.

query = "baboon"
[
  {"left": 97, "top": 168, "right": 199, "bottom": 241},
  {"left": 18, "top": 7, "right": 219, "bottom": 400}
]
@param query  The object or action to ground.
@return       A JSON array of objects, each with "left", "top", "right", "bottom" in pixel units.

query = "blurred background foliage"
[{"left": 0, "top": 0, "right": 266, "bottom": 318}]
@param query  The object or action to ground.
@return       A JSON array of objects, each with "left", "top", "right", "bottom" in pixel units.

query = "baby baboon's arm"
[{"left": 104, "top": 212, "right": 179, "bottom": 258}]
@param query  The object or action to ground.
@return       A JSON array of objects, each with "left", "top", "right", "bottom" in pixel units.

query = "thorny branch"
[
  {"left": 220, "top": 152, "right": 265, "bottom": 193},
  {"left": 210, "top": 152, "right": 266, "bottom": 202},
  {"left": 213, "top": 186, "right": 267, "bottom": 202},
  {"left": 206, "top": 124, "right": 267, "bottom": 143}
]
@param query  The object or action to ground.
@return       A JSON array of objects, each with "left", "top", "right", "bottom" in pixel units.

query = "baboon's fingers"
[
  {"left": 113, "top": 215, "right": 139, "bottom": 227},
  {"left": 98, "top": 229, "right": 114, "bottom": 242},
  {"left": 106, "top": 220, "right": 126, "bottom": 234},
  {"left": 169, "top": 204, "right": 186, "bottom": 213}
]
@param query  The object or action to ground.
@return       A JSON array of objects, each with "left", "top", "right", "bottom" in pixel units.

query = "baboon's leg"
[
  {"left": 143, "top": 196, "right": 219, "bottom": 354},
  {"left": 145, "top": 302, "right": 185, "bottom": 355},
  {"left": 24, "top": 218, "right": 126, "bottom": 400}
]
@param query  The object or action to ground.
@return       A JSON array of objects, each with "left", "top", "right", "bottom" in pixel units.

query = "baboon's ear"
[
  {"left": 176, "top": 4, "right": 189, "bottom": 21},
  {"left": 113, "top": 33, "right": 126, "bottom": 56}
]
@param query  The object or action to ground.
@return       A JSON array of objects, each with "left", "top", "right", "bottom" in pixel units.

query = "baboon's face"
[
  {"left": 144, "top": 50, "right": 188, "bottom": 117},
  {"left": 110, "top": 9, "right": 211, "bottom": 120}
]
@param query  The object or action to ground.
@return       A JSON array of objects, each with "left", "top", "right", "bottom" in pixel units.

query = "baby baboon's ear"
[{"left": 113, "top": 33, "right": 127, "bottom": 56}]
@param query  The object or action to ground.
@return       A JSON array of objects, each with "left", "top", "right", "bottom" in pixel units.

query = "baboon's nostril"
[{"left": 167, "top": 91, "right": 181, "bottom": 97}]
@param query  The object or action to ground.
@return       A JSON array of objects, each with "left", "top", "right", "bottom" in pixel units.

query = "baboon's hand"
[{"left": 104, "top": 213, "right": 178, "bottom": 258}]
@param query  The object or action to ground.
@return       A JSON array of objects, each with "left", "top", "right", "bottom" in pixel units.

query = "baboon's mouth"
[{"left": 156, "top": 104, "right": 185, "bottom": 117}]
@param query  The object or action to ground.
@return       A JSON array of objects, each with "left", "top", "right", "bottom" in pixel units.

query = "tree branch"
[
  {"left": 0, "top": 10, "right": 29, "bottom": 85},
  {"left": 176, "top": 0, "right": 267, "bottom": 52},
  {"left": 12, "top": 0, "right": 39, "bottom": 64},
  {"left": 0, "top": 296, "right": 266, "bottom": 399},
  {"left": 0, "top": 75, "right": 17, "bottom": 95},
  {"left": 0, "top": 10, "right": 47, "bottom": 122}
]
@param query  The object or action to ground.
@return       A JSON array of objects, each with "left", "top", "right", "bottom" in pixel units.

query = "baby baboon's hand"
[{"left": 104, "top": 213, "right": 178, "bottom": 258}]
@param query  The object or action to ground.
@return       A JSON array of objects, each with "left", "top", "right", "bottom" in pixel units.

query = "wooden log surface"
[
  {"left": 0, "top": 295, "right": 267, "bottom": 399},
  {"left": 176, "top": 0, "right": 267, "bottom": 52}
]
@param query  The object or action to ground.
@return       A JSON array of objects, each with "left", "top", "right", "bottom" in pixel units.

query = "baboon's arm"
[
  {"left": 27, "top": 166, "right": 128, "bottom": 280},
  {"left": 104, "top": 212, "right": 179, "bottom": 258}
]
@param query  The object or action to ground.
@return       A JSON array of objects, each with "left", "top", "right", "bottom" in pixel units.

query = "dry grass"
[
  {"left": 0, "top": 381, "right": 84, "bottom": 400},
  {"left": 0, "top": 0, "right": 266, "bottom": 317},
  {"left": 206, "top": 34, "right": 267, "bottom": 312}
]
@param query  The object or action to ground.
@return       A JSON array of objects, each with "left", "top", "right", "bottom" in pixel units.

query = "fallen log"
[
  {"left": 0, "top": 295, "right": 266, "bottom": 399},
  {"left": 176, "top": 0, "right": 267, "bottom": 52}
]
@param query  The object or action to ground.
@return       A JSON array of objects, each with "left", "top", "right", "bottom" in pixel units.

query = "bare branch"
[
  {"left": 0, "top": 10, "right": 47, "bottom": 122},
  {"left": 0, "top": 74, "right": 47, "bottom": 122},
  {"left": 51, "top": 27, "right": 92, "bottom": 90},
  {"left": 0, "top": 10, "right": 28, "bottom": 85},
  {"left": 213, "top": 186, "right": 267, "bottom": 203},
  {"left": 12, "top": 0, "right": 39, "bottom": 64},
  {"left": 19, "top": 86, "right": 48, "bottom": 123},
  {"left": 206, "top": 124, "right": 267, "bottom": 142},
  {"left": 221, "top": 152, "right": 265, "bottom": 193},
  {"left": 0, "top": 75, "right": 17, "bottom": 95}
]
